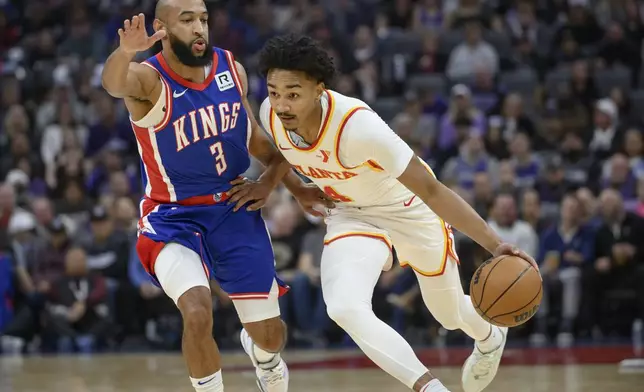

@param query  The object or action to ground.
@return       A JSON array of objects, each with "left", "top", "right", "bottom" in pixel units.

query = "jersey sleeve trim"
[
  {"left": 223, "top": 50, "right": 243, "bottom": 96},
  {"left": 334, "top": 106, "right": 374, "bottom": 170},
  {"left": 154, "top": 51, "right": 218, "bottom": 91},
  {"left": 137, "top": 62, "right": 174, "bottom": 132}
]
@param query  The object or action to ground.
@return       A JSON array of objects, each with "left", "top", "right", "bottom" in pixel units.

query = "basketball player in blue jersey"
[{"left": 101, "top": 1, "right": 333, "bottom": 391}]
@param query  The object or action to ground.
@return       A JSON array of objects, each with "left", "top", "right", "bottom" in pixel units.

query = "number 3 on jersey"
[
  {"left": 210, "top": 142, "right": 227, "bottom": 175},
  {"left": 323, "top": 186, "right": 353, "bottom": 202}
]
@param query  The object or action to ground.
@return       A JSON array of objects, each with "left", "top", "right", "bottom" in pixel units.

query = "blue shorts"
[{"left": 135, "top": 198, "right": 288, "bottom": 299}]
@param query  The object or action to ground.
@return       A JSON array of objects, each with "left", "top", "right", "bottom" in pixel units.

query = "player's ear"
[
  {"left": 316, "top": 83, "right": 325, "bottom": 99},
  {"left": 153, "top": 19, "right": 167, "bottom": 39}
]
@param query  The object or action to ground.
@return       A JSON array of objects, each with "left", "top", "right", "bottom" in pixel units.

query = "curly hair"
[{"left": 258, "top": 34, "right": 336, "bottom": 86}]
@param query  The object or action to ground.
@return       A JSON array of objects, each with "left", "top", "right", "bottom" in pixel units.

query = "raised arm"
[{"left": 101, "top": 13, "right": 165, "bottom": 101}]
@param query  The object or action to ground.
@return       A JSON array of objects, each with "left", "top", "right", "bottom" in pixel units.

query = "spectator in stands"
[
  {"left": 446, "top": 18, "right": 499, "bottom": 79},
  {"left": 0, "top": 183, "right": 17, "bottom": 250},
  {"left": 535, "top": 155, "right": 569, "bottom": 221},
  {"left": 487, "top": 193, "right": 538, "bottom": 258},
  {"left": 582, "top": 189, "right": 644, "bottom": 336},
  {"left": 623, "top": 128, "right": 644, "bottom": 179},
  {"left": 560, "top": 132, "right": 597, "bottom": 189},
  {"left": 576, "top": 187, "right": 602, "bottom": 230},
  {"left": 43, "top": 247, "right": 110, "bottom": 353},
  {"left": 509, "top": 132, "right": 540, "bottom": 190},
  {"left": 438, "top": 84, "right": 486, "bottom": 152},
  {"left": 288, "top": 220, "right": 328, "bottom": 347},
  {"left": 376, "top": 0, "right": 414, "bottom": 32},
  {"left": 589, "top": 98, "right": 622, "bottom": 161},
  {"left": 412, "top": 0, "right": 443, "bottom": 32},
  {"left": 601, "top": 153, "right": 638, "bottom": 208},
  {"left": 520, "top": 188, "right": 549, "bottom": 235},
  {"left": 569, "top": 60, "right": 599, "bottom": 113},
  {"left": 496, "top": 160, "right": 517, "bottom": 195},
  {"left": 441, "top": 133, "right": 498, "bottom": 192},
  {"left": 409, "top": 32, "right": 443, "bottom": 75},
  {"left": 596, "top": 22, "right": 641, "bottom": 76},
  {"left": 471, "top": 172, "right": 494, "bottom": 219},
  {"left": 534, "top": 193, "right": 594, "bottom": 347},
  {"left": 488, "top": 93, "right": 537, "bottom": 142},
  {"left": 622, "top": 0, "right": 644, "bottom": 46}
]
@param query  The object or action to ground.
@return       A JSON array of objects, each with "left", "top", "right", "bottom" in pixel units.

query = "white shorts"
[
  {"left": 154, "top": 242, "right": 280, "bottom": 323},
  {"left": 324, "top": 200, "right": 459, "bottom": 276}
]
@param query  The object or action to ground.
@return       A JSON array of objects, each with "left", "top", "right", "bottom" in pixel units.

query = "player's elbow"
[{"left": 101, "top": 78, "right": 126, "bottom": 99}]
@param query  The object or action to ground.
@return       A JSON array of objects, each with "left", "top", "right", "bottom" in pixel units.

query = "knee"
[
  {"left": 245, "top": 317, "right": 286, "bottom": 352},
  {"left": 326, "top": 300, "right": 363, "bottom": 328},
  {"left": 178, "top": 287, "right": 213, "bottom": 337}
]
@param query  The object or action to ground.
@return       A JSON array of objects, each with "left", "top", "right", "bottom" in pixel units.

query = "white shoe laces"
[
  {"left": 261, "top": 365, "right": 285, "bottom": 385},
  {"left": 471, "top": 350, "right": 498, "bottom": 377}
]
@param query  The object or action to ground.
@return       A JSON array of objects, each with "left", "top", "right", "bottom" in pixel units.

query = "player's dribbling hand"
[
  {"left": 118, "top": 13, "right": 166, "bottom": 54},
  {"left": 228, "top": 177, "right": 274, "bottom": 212},
  {"left": 493, "top": 242, "right": 540, "bottom": 274},
  {"left": 292, "top": 184, "right": 336, "bottom": 217}
]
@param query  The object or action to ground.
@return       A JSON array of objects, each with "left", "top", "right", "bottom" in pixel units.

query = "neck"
[
  {"left": 163, "top": 50, "right": 206, "bottom": 84},
  {"left": 561, "top": 221, "right": 576, "bottom": 232},
  {"left": 293, "top": 102, "right": 324, "bottom": 144}
]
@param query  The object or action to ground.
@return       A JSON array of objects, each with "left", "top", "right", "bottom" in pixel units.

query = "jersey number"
[
  {"left": 210, "top": 142, "right": 227, "bottom": 175},
  {"left": 323, "top": 186, "right": 353, "bottom": 202}
]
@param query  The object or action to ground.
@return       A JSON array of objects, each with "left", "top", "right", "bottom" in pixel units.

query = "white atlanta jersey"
[{"left": 260, "top": 90, "right": 458, "bottom": 276}]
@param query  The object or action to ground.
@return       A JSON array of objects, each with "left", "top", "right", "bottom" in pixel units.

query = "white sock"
[
  {"left": 420, "top": 379, "right": 450, "bottom": 392},
  {"left": 476, "top": 325, "right": 503, "bottom": 353},
  {"left": 190, "top": 370, "right": 224, "bottom": 391},
  {"left": 253, "top": 345, "right": 281, "bottom": 369}
]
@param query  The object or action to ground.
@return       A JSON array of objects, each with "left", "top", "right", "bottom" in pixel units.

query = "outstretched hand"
[
  {"left": 118, "top": 13, "right": 166, "bottom": 54},
  {"left": 492, "top": 243, "right": 540, "bottom": 274}
]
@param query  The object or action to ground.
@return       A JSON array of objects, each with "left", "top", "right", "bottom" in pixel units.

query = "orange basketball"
[{"left": 469, "top": 255, "right": 543, "bottom": 327}]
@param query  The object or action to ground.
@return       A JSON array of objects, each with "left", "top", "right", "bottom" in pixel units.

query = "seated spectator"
[
  {"left": 576, "top": 187, "right": 603, "bottom": 230},
  {"left": 622, "top": 128, "right": 644, "bottom": 179},
  {"left": 582, "top": 189, "right": 644, "bottom": 336},
  {"left": 560, "top": 132, "right": 597, "bottom": 189},
  {"left": 446, "top": 18, "right": 499, "bottom": 80},
  {"left": 534, "top": 156, "right": 570, "bottom": 221},
  {"left": 441, "top": 133, "right": 498, "bottom": 192},
  {"left": 287, "top": 220, "right": 328, "bottom": 347},
  {"left": 509, "top": 132, "right": 540, "bottom": 190},
  {"left": 569, "top": 60, "right": 599, "bottom": 113},
  {"left": 43, "top": 247, "right": 111, "bottom": 353},
  {"left": 520, "top": 188, "right": 550, "bottom": 235},
  {"left": 601, "top": 153, "right": 638, "bottom": 209},
  {"left": 588, "top": 98, "right": 623, "bottom": 162},
  {"left": 412, "top": 0, "right": 443, "bottom": 32},
  {"left": 471, "top": 172, "right": 494, "bottom": 219},
  {"left": 533, "top": 193, "right": 594, "bottom": 347},
  {"left": 438, "top": 84, "right": 486, "bottom": 152},
  {"left": 487, "top": 193, "right": 538, "bottom": 258},
  {"left": 595, "top": 22, "right": 641, "bottom": 75}
]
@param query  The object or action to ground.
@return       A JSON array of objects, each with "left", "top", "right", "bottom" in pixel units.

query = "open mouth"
[{"left": 193, "top": 39, "right": 206, "bottom": 52}]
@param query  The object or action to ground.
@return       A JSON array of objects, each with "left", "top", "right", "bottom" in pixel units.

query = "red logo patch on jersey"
[{"left": 318, "top": 150, "right": 331, "bottom": 163}]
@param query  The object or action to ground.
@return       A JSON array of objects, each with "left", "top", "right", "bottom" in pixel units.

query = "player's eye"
[
  {"left": 269, "top": 92, "right": 278, "bottom": 97},
  {"left": 288, "top": 93, "right": 299, "bottom": 99}
]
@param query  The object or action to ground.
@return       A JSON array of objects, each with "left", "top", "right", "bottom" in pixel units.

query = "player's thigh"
[
  {"left": 321, "top": 235, "right": 392, "bottom": 311},
  {"left": 152, "top": 241, "right": 211, "bottom": 305},
  {"left": 394, "top": 218, "right": 459, "bottom": 280}
]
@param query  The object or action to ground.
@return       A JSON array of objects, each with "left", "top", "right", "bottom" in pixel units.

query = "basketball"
[{"left": 469, "top": 255, "right": 543, "bottom": 327}]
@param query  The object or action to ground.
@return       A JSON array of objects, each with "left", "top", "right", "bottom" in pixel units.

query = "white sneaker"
[
  {"left": 240, "top": 328, "right": 289, "bottom": 392},
  {"left": 461, "top": 326, "right": 507, "bottom": 392}
]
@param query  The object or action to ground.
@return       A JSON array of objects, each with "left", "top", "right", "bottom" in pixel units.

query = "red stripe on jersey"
[
  {"left": 224, "top": 50, "right": 243, "bottom": 95},
  {"left": 155, "top": 52, "right": 218, "bottom": 91},
  {"left": 132, "top": 122, "right": 172, "bottom": 203}
]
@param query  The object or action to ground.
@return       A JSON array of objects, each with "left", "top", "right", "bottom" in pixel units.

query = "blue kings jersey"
[{"left": 130, "top": 47, "right": 250, "bottom": 203}]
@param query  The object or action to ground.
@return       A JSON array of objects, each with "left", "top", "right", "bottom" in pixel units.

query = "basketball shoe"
[
  {"left": 240, "top": 328, "right": 289, "bottom": 392},
  {"left": 461, "top": 326, "right": 508, "bottom": 392}
]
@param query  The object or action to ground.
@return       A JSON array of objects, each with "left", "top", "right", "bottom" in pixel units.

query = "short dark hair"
[{"left": 258, "top": 34, "right": 336, "bottom": 86}]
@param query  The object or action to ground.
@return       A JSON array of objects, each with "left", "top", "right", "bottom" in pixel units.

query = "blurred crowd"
[{"left": 2, "top": 0, "right": 644, "bottom": 355}]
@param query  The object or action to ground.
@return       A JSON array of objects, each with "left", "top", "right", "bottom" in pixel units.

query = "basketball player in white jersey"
[{"left": 231, "top": 34, "right": 539, "bottom": 392}]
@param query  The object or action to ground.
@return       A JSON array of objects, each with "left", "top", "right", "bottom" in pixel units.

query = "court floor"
[{"left": 1, "top": 347, "right": 642, "bottom": 391}]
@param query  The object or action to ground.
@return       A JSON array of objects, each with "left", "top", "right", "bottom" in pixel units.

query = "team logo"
[
  {"left": 215, "top": 71, "right": 235, "bottom": 91},
  {"left": 213, "top": 193, "right": 223, "bottom": 202}
]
